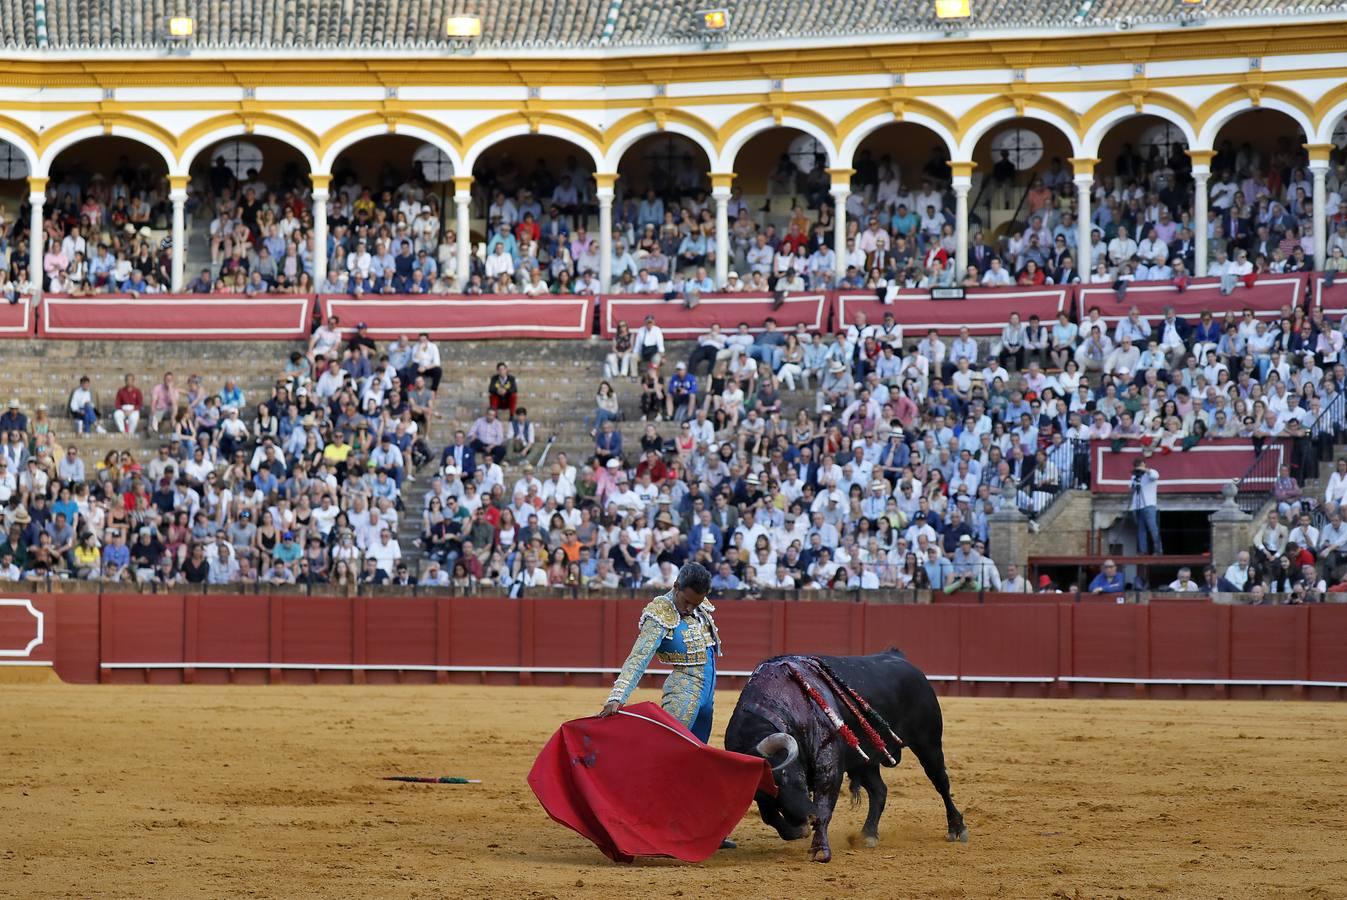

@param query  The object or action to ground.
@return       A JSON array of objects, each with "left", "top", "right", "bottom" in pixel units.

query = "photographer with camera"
[{"left": 1129, "top": 453, "right": 1162, "bottom": 555}]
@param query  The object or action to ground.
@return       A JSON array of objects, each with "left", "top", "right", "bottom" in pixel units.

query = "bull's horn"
[{"left": 755, "top": 732, "right": 799, "bottom": 771}]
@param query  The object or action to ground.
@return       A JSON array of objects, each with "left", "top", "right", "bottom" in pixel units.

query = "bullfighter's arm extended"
[{"left": 606, "top": 617, "right": 665, "bottom": 706}]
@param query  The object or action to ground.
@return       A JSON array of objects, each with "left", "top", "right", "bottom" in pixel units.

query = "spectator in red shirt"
[
  {"left": 635, "top": 449, "right": 668, "bottom": 483},
  {"left": 488, "top": 362, "right": 518, "bottom": 417},
  {"left": 113, "top": 373, "right": 144, "bottom": 435}
]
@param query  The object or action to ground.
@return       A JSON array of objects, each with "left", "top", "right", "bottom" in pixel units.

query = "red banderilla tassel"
[
  {"left": 786, "top": 662, "right": 868, "bottom": 762},
  {"left": 811, "top": 657, "right": 904, "bottom": 748},
  {"left": 806, "top": 660, "right": 896, "bottom": 766}
]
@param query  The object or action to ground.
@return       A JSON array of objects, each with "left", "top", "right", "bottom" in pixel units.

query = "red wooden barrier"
[
  {"left": 7, "top": 592, "right": 1345, "bottom": 700},
  {"left": 0, "top": 300, "right": 33, "bottom": 337},
  {"left": 39, "top": 294, "right": 314, "bottom": 340},
  {"left": 321, "top": 294, "right": 591, "bottom": 341},
  {"left": 1090, "top": 438, "right": 1287, "bottom": 494},
  {"left": 835, "top": 286, "right": 1069, "bottom": 337},
  {"left": 1076, "top": 274, "right": 1305, "bottom": 327},
  {"left": 599, "top": 292, "right": 829, "bottom": 339}
]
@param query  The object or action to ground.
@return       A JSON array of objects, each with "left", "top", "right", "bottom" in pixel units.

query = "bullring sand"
[{"left": 2, "top": 685, "right": 1345, "bottom": 898}]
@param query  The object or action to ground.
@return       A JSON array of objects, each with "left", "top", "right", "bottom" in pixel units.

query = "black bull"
[{"left": 724, "top": 650, "right": 968, "bottom": 862}]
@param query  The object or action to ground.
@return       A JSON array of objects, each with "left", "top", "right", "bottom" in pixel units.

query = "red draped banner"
[
  {"left": 320, "top": 294, "right": 592, "bottom": 340},
  {"left": 1076, "top": 275, "right": 1305, "bottom": 328},
  {"left": 1089, "top": 438, "right": 1286, "bottom": 494},
  {"left": 0, "top": 299, "right": 32, "bottom": 337},
  {"left": 38, "top": 294, "right": 314, "bottom": 340},
  {"left": 1310, "top": 273, "right": 1347, "bottom": 320},
  {"left": 598, "top": 291, "right": 828, "bottom": 339},
  {"left": 834, "top": 286, "right": 1070, "bottom": 337}
]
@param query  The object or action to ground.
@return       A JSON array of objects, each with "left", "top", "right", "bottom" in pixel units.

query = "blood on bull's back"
[{"left": 724, "top": 649, "right": 968, "bottom": 863}]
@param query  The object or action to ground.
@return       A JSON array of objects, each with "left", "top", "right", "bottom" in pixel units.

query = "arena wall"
[
  {"left": 10, "top": 272, "right": 1338, "bottom": 343},
  {"left": 3, "top": 593, "right": 1345, "bottom": 700}
]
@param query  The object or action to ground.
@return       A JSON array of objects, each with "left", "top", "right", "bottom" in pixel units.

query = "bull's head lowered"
[{"left": 747, "top": 729, "right": 814, "bottom": 841}]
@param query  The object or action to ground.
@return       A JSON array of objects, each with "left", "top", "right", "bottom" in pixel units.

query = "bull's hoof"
[
  {"left": 864, "top": 835, "right": 879, "bottom": 849},
  {"left": 947, "top": 827, "right": 970, "bottom": 843},
  {"left": 809, "top": 848, "right": 832, "bottom": 863}
]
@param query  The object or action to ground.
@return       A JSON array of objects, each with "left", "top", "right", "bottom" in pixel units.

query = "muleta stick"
[{"left": 383, "top": 776, "right": 482, "bottom": 784}]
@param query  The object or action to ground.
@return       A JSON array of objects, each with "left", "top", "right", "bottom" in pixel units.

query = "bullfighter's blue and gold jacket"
[{"left": 606, "top": 592, "right": 722, "bottom": 741}]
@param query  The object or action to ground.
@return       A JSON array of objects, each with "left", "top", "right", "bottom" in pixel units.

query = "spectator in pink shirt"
[{"left": 150, "top": 372, "right": 180, "bottom": 434}]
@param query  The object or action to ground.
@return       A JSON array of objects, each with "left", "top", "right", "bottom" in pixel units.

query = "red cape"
[{"left": 527, "top": 702, "right": 777, "bottom": 863}]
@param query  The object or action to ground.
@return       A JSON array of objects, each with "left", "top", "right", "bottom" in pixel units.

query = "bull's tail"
[{"left": 847, "top": 773, "right": 864, "bottom": 809}]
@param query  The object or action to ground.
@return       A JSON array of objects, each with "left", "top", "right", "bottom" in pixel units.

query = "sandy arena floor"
[{"left": 2, "top": 684, "right": 1346, "bottom": 899}]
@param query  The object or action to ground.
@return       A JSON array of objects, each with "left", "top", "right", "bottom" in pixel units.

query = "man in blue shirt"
[
  {"left": 710, "top": 561, "right": 742, "bottom": 591},
  {"left": 748, "top": 317, "right": 787, "bottom": 372},
  {"left": 101, "top": 529, "right": 131, "bottom": 576},
  {"left": 89, "top": 245, "right": 115, "bottom": 289},
  {"left": 667, "top": 362, "right": 698, "bottom": 422},
  {"left": 923, "top": 545, "right": 953, "bottom": 590},
  {"left": 889, "top": 204, "right": 918, "bottom": 239},
  {"left": 594, "top": 420, "right": 622, "bottom": 465},
  {"left": 1088, "top": 559, "right": 1125, "bottom": 594}
]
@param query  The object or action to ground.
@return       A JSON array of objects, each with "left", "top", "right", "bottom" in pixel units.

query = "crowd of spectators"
[
  {"left": 3, "top": 132, "right": 1347, "bottom": 602},
  {"left": 575, "top": 272, "right": 1347, "bottom": 598},
  {"left": 0, "top": 155, "right": 175, "bottom": 300},
  {"left": 5, "top": 133, "right": 1347, "bottom": 302},
  {"left": 0, "top": 286, "right": 1343, "bottom": 599},
  {"left": 0, "top": 320, "right": 474, "bottom": 586}
]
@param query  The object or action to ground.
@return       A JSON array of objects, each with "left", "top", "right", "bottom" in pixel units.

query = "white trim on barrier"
[
  {"left": 959, "top": 675, "right": 1056, "bottom": 683},
  {"left": 40, "top": 296, "right": 312, "bottom": 337},
  {"left": 323, "top": 296, "right": 591, "bottom": 339},
  {"left": 1076, "top": 276, "right": 1303, "bottom": 325},
  {"left": 1058, "top": 676, "right": 1347, "bottom": 687},
  {"left": 1312, "top": 276, "right": 1347, "bottom": 317},
  {"left": 602, "top": 292, "right": 828, "bottom": 338},
  {"left": 0, "top": 301, "right": 32, "bottom": 336},
  {"left": 95, "top": 663, "right": 1347, "bottom": 688},
  {"left": 0, "top": 659, "right": 52, "bottom": 667},
  {"left": 0, "top": 598, "right": 44, "bottom": 657},
  {"left": 1091, "top": 441, "right": 1285, "bottom": 489},
  {"left": 835, "top": 288, "right": 1068, "bottom": 334},
  {"left": 99, "top": 662, "right": 761, "bottom": 676}
]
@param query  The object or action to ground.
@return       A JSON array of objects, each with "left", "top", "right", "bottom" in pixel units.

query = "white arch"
[
  {"left": 717, "top": 116, "right": 838, "bottom": 173},
  {"left": 1081, "top": 104, "right": 1198, "bottom": 159},
  {"left": 603, "top": 122, "right": 718, "bottom": 174},
  {"left": 955, "top": 107, "right": 1083, "bottom": 160},
  {"left": 463, "top": 123, "right": 603, "bottom": 174},
  {"left": 837, "top": 113, "right": 957, "bottom": 169},
  {"left": 0, "top": 129, "right": 38, "bottom": 175},
  {"left": 1197, "top": 98, "right": 1315, "bottom": 150},
  {"left": 36, "top": 124, "right": 174, "bottom": 178},
  {"left": 176, "top": 124, "right": 321, "bottom": 178},
  {"left": 319, "top": 123, "right": 464, "bottom": 178},
  {"left": 1314, "top": 100, "right": 1347, "bottom": 145}
]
